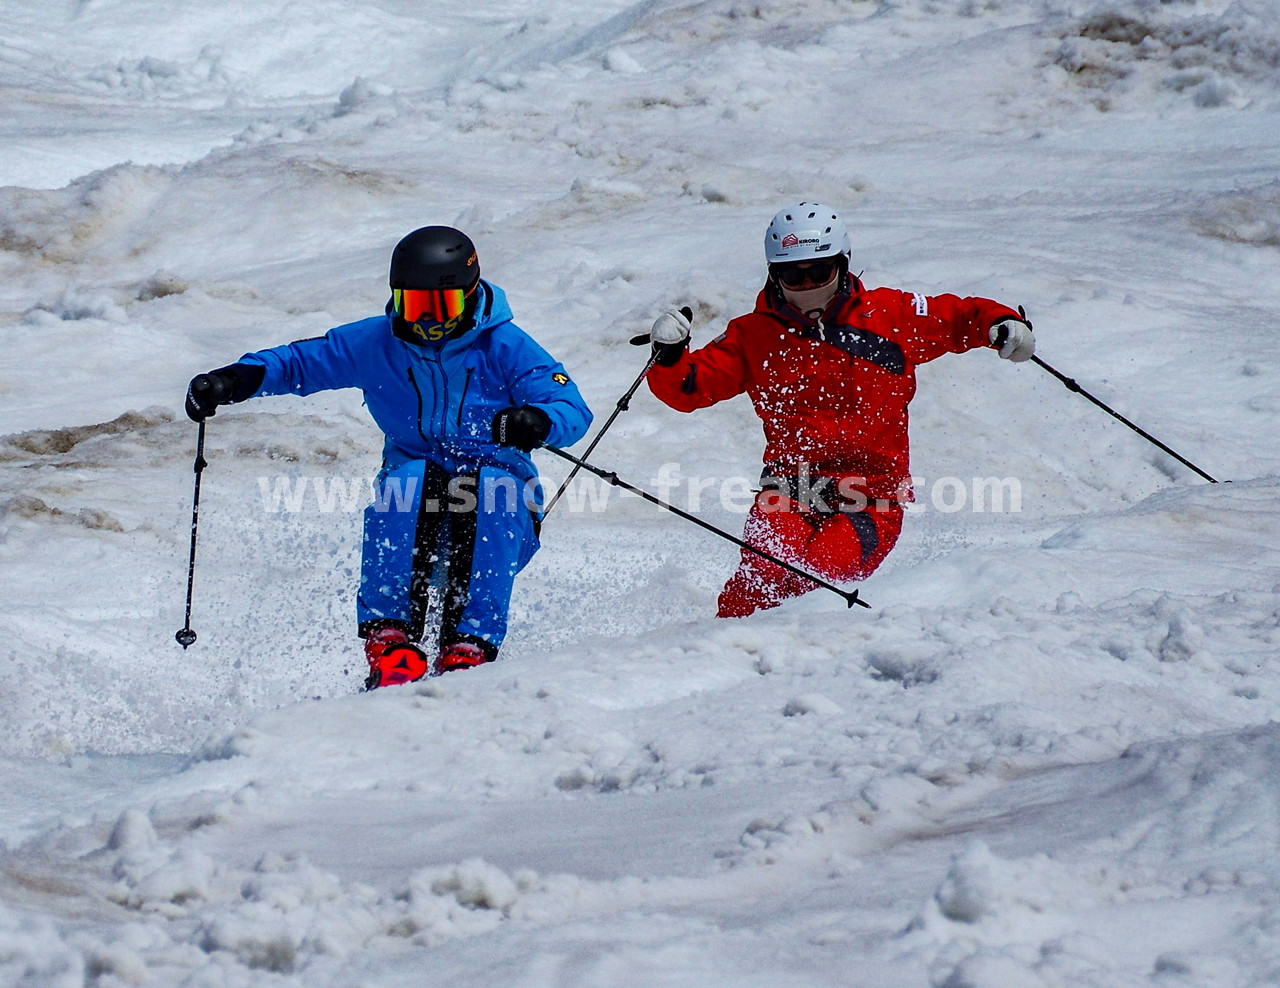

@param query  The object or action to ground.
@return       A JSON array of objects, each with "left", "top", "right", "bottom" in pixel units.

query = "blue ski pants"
[{"left": 356, "top": 459, "right": 540, "bottom": 657}]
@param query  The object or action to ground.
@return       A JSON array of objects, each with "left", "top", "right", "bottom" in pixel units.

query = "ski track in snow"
[{"left": 2, "top": 0, "right": 1280, "bottom": 985}]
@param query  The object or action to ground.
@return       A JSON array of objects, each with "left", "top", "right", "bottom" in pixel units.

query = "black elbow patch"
[{"left": 680, "top": 366, "right": 698, "bottom": 395}]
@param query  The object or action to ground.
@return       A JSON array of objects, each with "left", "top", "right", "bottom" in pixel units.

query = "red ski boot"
[
  {"left": 436, "top": 641, "right": 489, "bottom": 674},
  {"left": 364, "top": 626, "right": 430, "bottom": 689}
]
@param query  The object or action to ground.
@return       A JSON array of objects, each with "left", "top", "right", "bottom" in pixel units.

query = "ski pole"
[
  {"left": 1030, "top": 355, "right": 1220, "bottom": 484},
  {"left": 543, "top": 308, "right": 692, "bottom": 519},
  {"left": 543, "top": 351, "right": 658, "bottom": 518},
  {"left": 175, "top": 420, "right": 208, "bottom": 648},
  {"left": 540, "top": 443, "right": 870, "bottom": 609}
]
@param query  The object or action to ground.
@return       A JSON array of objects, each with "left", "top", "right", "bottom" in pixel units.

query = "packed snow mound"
[
  {"left": 903, "top": 724, "right": 1280, "bottom": 986},
  {"left": 0, "top": 408, "right": 382, "bottom": 758},
  {"left": 5, "top": 826, "right": 613, "bottom": 982},
  {"left": 84, "top": 48, "right": 236, "bottom": 103},
  {"left": 0, "top": 155, "right": 412, "bottom": 282},
  {"left": 0, "top": 0, "right": 650, "bottom": 101},
  {"left": 11, "top": 713, "right": 1280, "bottom": 985},
  {"left": 1191, "top": 183, "right": 1280, "bottom": 247},
  {"left": 0, "top": 164, "right": 175, "bottom": 265},
  {"left": 1044, "top": 0, "right": 1280, "bottom": 110}
]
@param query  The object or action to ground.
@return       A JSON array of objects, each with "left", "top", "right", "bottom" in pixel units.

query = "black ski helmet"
[{"left": 389, "top": 226, "right": 479, "bottom": 291}]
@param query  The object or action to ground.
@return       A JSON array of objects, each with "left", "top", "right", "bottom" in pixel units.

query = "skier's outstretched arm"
[
  {"left": 898, "top": 292, "right": 1032, "bottom": 365},
  {"left": 645, "top": 308, "right": 750, "bottom": 413},
  {"left": 184, "top": 322, "right": 370, "bottom": 422}
]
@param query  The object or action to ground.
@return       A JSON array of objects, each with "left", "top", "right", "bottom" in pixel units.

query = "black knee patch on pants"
[{"left": 845, "top": 510, "right": 880, "bottom": 560}]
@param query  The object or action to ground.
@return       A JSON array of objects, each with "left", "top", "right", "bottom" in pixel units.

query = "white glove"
[
  {"left": 989, "top": 318, "right": 1034, "bottom": 362},
  {"left": 650, "top": 307, "right": 692, "bottom": 346}
]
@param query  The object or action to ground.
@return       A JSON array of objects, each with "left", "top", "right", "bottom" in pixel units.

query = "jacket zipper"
[
  {"left": 407, "top": 367, "right": 430, "bottom": 443},
  {"left": 456, "top": 367, "right": 473, "bottom": 428}
]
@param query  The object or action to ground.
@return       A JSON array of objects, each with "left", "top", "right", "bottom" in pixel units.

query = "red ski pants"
[{"left": 717, "top": 492, "right": 902, "bottom": 618}]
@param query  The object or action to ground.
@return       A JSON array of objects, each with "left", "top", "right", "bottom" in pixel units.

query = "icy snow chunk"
[
  {"left": 194, "top": 726, "right": 267, "bottom": 762},
  {"left": 1156, "top": 607, "right": 1206, "bottom": 663},
  {"left": 603, "top": 48, "right": 644, "bottom": 74},
  {"left": 0, "top": 407, "right": 174, "bottom": 458},
  {"left": 939, "top": 951, "right": 1048, "bottom": 988},
  {"left": 1152, "top": 951, "right": 1240, "bottom": 986},
  {"left": 336, "top": 77, "right": 373, "bottom": 114},
  {"left": 569, "top": 176, "right": 645, "bottom": 203},
  {"left": 1, "top": 495, "right": 124, "bottom": 532},
  {"left": 1047, "top": 2, "right": 1280, "bottom": 110},
  {"left": 0, "top": 901, "right": 85, "bottom": 988},
  {"left": 782, "top": 693, "right": 844, "bottom": 717},
  {"left": 110, "top": 844, "right": 219, "bottom": 914},
  {"left": 865, "top": 644, "right": 940, "bottom": 686},
  {"left": 1193, "top": 74, "right": 1244, "bottom": 108},
  {"left": 197, "top": 854, "right": 383, "bottom": 971},
  {"left": 427, "top": 858, "right": 520, "bottom": 912},
  {"left": 335, "top": 77, "right": 395, "bottom": 116},
  {"left": 240, "top": 853, "right": 348, "bottom": 911},
  {"left": 1054, "top": 591, "right": 1084, "bottom": 614},
  {"left": 85, "top": 46, "right": 232, "bottom": 100},
  {"left": 482, "top": 73, "right": 525, "bottom": 93},
  {"left": 199, "top": 913, "right": 302, "bottom": 973},
  {"left": 79, "top": 939, "right": 149, "bottom": 986},
  {"left": 1191, "top": 184, "right": 1280, "bottom": 247},
  {"left": 738, "top": 809, "right": 839, "bottom": 857},
  {"left": 934, "top": 842, "right": 1002, "bottom": 923},
  {"left": 135, "top": 269, "right": 190, "bottom": 301},
  {"left": 24, "top": 286, "right": 128, "bottom": 325},
  {"left": 106, "top": 807, "right": 220, "bottom": 915},
  {"left": 909, "top": 839, "right": 1096, "bottom": 945},
  {"left": 106, "top": 808, "right": 157, "bottom": 854},
  {"left": 391, "top": 860, "right": 531, "bottom": 948}
]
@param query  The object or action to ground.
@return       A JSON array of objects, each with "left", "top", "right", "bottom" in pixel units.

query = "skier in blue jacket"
[{"left": 184, "top": 226, "right": 593, "bottom": 688}]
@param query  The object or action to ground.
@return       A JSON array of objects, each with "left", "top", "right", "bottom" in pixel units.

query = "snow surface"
[{"left": 2, "top": 0, "right": 1280, "bottom": 984}]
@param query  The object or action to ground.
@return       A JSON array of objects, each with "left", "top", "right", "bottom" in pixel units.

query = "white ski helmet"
[{"left": 764, "top": 202, "right": 851, "bottom": 264}]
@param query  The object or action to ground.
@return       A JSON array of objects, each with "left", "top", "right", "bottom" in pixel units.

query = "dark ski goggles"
[
  {"left": 393, "top": 286, "right": 472, "bottom": 324},
  {"left": 771, "top": 259, "right": 840, "bottom": 290}
]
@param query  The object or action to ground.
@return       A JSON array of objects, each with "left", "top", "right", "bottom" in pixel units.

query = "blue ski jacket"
[{"left": 237, "top": 280, "right": 593, "bottom": 494}]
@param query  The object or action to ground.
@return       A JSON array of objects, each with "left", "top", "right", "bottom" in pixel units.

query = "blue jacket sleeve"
[
  {"left": 502, "top": 331, "right": 593, "bottom": 447},
  {"left": 238, "top": 319, "right": 376, "bottom": 397}
]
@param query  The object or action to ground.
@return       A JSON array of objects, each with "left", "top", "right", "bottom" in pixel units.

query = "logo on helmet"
[{"left": 780, "top": 232, "right": 821, "bottom": 250}]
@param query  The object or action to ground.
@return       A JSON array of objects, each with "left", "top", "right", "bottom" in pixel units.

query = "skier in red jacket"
[{"left": 646, "top": 202, "right": 1034, "bottom": 618}]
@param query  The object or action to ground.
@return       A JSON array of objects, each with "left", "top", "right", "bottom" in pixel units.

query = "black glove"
[
  {"left": 492, "top": 405, "right": 551, "bottom": 452},
  {"left": 184, "top": 363, "right": 265, "bottom": 422}
]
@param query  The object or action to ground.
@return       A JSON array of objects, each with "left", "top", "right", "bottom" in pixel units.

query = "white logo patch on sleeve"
[{"left": 912, "top": 293, "right": 928, "bottom": 317}]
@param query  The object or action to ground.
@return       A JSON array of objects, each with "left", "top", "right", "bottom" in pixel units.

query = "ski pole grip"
[{"left": 630, "top": 306, "right": 693, "bottom": 346}]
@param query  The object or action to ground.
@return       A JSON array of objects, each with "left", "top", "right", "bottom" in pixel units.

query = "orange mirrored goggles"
[{"left": 393, "top": 286, "right": 473, "bottom": 324}]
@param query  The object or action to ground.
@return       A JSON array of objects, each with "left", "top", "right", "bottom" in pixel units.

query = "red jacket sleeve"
[
  {"left": 891, "top": 290, "right": 1023, "bottom": 365},
  {"left": 646, "top": 324, "right": 751, "bottom": 412}
]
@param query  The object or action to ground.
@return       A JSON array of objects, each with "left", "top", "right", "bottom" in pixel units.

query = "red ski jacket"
[{"left": 647, "top": 280, "right": 1022, "bottom": 501}]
